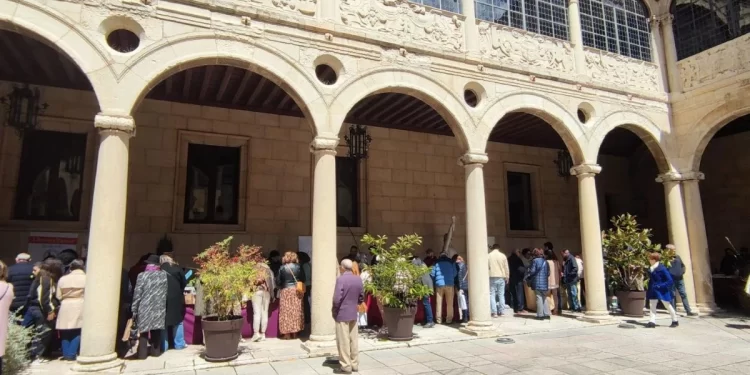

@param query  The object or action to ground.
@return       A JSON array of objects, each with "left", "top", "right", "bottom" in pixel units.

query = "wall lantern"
[
  {"left": 344, "top": 124, "right": 372, "bottom": 160},
  {"left": 0, "top": 84, "right": 48, "bottom": 137},
  {"left": 553, "top": 149, "right": 573, "bottom": 179}
]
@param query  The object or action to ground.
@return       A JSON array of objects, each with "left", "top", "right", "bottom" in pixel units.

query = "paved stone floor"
[{"left": 31, "top": 312, "right": 750, "bottom": 374}]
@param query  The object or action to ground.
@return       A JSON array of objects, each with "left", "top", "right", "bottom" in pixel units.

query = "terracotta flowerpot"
[
  {"left": 383, "top": 306, "right": 416, "bottom": 341},
  {"left": 202, "top": 315, "right": 243, "bottom": 361},
  {"left": 616, "top": 290, "right": 647, "bottom": 317}
]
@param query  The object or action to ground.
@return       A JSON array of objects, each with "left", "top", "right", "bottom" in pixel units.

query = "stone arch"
[
  {"left": 328, "top": 67, "right": 473, "bottom": 151},
  {"left": 117, "top": 31, "right": 328, "bottom": 135},
  {"left": 477, "top": 91, "right": 586, "bottom": 165},
  {"left": 688, "top": 100, "right": 750, "bottom": 171},
  {"left": 0, "top": 0, "right": 117, "bottom": 110},
  {"left": 589, "top": 110, "right": 672, "bottom": 172}
]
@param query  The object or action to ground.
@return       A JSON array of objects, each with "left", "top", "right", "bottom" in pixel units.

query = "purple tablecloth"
[{"left": 183, "top": 301, "right": 280, "bottom": 345}]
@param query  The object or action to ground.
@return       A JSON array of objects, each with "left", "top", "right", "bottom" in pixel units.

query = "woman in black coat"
[{"left": 160, "top": 255, "right": 187, "bottom": 350}]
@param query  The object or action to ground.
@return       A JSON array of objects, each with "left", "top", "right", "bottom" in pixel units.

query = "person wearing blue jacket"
[
  {"left": 8, "top": 253, "right": 34, "bottom": 316},
  {"left": 431, "top": 253, "right": 456, "bottom": 324},
  {"left": 525, "top": 248, "right": 550, "bottom": 320},
  {"left": 647, "top": 252, "right": 678, "bottom": 328}
]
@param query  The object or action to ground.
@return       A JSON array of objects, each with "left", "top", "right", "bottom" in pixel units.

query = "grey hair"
[
  {"left": 160, "top": 254, "right": 177, "bottom": 266},
  {"left": 340, "top": 258, "right": 353, "bottom": 271},
  {"left": 665, "top": 244, "right": 676, "bottom": 250}
]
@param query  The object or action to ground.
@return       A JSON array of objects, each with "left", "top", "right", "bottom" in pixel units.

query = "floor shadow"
[
  {"left": 624, "top": 319, "right": 650, "bottom": 327},
  {"left": 725, "top": 323, "right": 750, "bottom": 330}
]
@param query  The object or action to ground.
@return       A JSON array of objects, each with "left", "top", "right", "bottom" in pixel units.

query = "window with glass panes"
[
  {"left": 475, "top": 0, "right": 570, "bottom": 40},
  {"left": 580, "top": 0, "right": 652, "bottom": 61},
  {"left": 411, "top": 0, "right": 462, "bottom": 13},
  {"left": 672, "top": 0, "right": 750, "bottom": 60}
]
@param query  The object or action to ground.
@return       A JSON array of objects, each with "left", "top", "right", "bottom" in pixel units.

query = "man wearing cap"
[{"left": 9, "top": 253, "right": 34, "bottom": 316}]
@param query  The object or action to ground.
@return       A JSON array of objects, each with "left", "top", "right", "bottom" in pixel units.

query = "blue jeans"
[
  {"left": 671, "top": 278, "right": 693, "bottom": 314},
  {"left": 162, "top": 322, "right": 187, "bottom": 351},
  {"left": 60, "top": 329, "right": 81, "bottom": 360},
  {"left": 422, "top": 296, "right": 434, "bottom": 324},
  {"left": 566, "top": 283, "right": 581, "bottom": 311},
  {"left": 489, "top": 277, "right": 506, "bottom": 315}
]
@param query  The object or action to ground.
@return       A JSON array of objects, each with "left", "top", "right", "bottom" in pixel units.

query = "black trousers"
[
  {"left": 27, "top": 307, "right": 53, "bottom": 358},
  {"left": 509, "top": 280, "right": 525, "bottom": 312},
  {"left": 304, "top": 287, "right": 311, "bottom": 324},
  {"left": 137, "top": 330, "right": 163, "bottom": 360}
]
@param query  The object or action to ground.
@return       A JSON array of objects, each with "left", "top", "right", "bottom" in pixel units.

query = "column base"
[
  {"left": 578, "top": 310, "right": 613, "bottom": 324},
  {"left": 459, "top": 320, "right": 498, "bottom": 337},
  {"left": 73, "top": 353, "right": 123, "bottom": 372},
  {"left": 302, "top": 336, "right": 338, "bottom": 357},
  {"left": 696, "top": 302, "right": 722, "bottom": 315}
]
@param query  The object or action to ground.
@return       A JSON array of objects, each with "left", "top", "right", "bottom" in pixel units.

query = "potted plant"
[
  {"left": 193, "top": 237, "right": 263, "bottom": 361},
  {"left": 361, "top": 233, "right": 431, "bottom": 341},
  {"left": 602, "top": 214, "right": 674, "bottom": 317}
]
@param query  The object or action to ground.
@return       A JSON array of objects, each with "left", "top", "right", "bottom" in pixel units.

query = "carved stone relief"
[
  {"left": 477, "top": 22, "right": 574, "bottom": 75},
  {"left": 381, "top": 48, "right": 432, "bottom": 67},
  {"left": 584, "top": 49, "right": 659, "bottom": 92},
  {"left": 678, "top": 34, "right": 750, "bottom": 91},
  {"left": 271, "top": 0, "right": 317, "bottom": 15},
  {"left": 339, "top": 0, "right": 464, "bottom": 52}
]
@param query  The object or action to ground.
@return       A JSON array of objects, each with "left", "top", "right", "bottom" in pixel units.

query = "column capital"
[
  {"left": 570, "top": 164, "right": 601, "bottom": 177},
  {"left": 458, "top": 152, "right": 488, "bottom": 167},
  {"left": 681, "top": 171, "right": 705, "bottom": 181},
  {"left": 309, "top": 136, "right": 339, "bottom": 154},
  {"left": 94, "top": 114, "right": 134, "bottom": 134},
  {"left": 655, "top": 171, "right": 683, "bottom": 183},
  {"left": 651, "top": 13, "right": 674, "bottom": 27}
]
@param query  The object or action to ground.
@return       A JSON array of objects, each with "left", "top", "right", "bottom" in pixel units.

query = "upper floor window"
[
  {"left": 184, "top": 143, "right": 240, "bottom": 224},
  {"left": 336, "top": 157, "right": 360, "bottom": 228},
  {"left": 476, "top": 0, "right": 570, "bottom": 40},
  {"left": 672, "top": 0, "right": 750, "bottom": 59},
  {"left": 15, "top": 130, "right": 87, "bottom": 221},
  {"left": 411, "top": 0, "right": 461, "bottom": 13},
  {"left": 580, "top": 0, "right": 652, "bottom": 61}
]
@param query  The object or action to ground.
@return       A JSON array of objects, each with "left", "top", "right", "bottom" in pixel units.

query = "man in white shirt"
[{"left": 488, "top": 245, "right": 510, "bottom": 317}]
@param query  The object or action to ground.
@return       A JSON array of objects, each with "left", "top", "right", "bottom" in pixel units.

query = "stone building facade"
[{"left": 0, "top": 0, "right": 748, "bottom": 371}]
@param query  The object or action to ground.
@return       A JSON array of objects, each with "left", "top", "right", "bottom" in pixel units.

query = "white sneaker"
[{"left": 257, "top": 334, "right": 266, "bottom": 342}]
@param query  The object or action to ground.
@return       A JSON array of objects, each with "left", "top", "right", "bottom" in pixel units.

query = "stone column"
[
  {"left": 303, "top": 135, "right": 339, "bottom": 354},
  {"left": 462, "top": 0, "right": 479, "bottom": 53},
  {"left": 458, "top": 153, "right": 494, "bottom": 336},
  {"left": 74, "top": 114, "right": 134, "bottom": 372},
  {"left": 660, "top": 14, "right": 682, "bottom": 93},
  {"left": 571, "top": 164, "right": 610, "bottom": 322},
  {"left": 656, "top": 172, "right": 698, "bottom": 313},
  {"left": 649, "top": 15, "right": 669, "bottom": 93},
  {"left": 682, "top": 172, "right": 718, "bottom": 312},
  {"left": 567, "top": 0, "right": 586, "bottom": 75}
]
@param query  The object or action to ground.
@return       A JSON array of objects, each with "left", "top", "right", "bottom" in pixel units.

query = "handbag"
[{"left": 288, "top": 265, "right": 306, "bottom": 296}]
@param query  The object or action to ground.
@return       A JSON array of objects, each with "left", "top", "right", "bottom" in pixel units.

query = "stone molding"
[
  {"left": 94, "top": 114, "right": 135, "bottom": 134},
  {"left": 458, "top": 153, "right": 489, "bottom": 167},
  {"left": 650, "top": 13, "right": 673, "bottom": 27},
  {"left": 310, "top": 136, "right": 339, "bottom": 153},
  {"left": 570, "top": 164, "right": 601, "bottom": 176},
  {"left": 656, "top": 171, "right": 705, "bottom": 182}
]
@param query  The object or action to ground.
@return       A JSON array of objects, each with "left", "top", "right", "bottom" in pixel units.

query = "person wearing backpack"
[{"left": 667, "top": 245, "right": 698, "bottom": 317}]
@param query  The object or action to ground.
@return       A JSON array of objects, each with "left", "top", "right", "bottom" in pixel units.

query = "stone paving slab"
[{"left": 31, "top": 310, "right": 736, "bottom": 375}]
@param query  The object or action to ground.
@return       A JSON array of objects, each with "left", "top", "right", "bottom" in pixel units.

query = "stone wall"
[{"left": 0, "top": 82, "right": 646, "bottom": 266}]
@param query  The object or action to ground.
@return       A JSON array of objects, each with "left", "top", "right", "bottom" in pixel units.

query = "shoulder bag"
[{"left": 288, "top": 265, "right": 306, "bottom": 296}]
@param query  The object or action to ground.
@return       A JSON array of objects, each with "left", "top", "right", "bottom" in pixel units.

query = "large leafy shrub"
[
  {"left": 362, "top": 234, "right": 432, "bottom": 309},
  {"left": 193, "top": 237, "right": 264, "bottom": 320},
  {"left": 602, "top": 214, "right": 674, "bottom": 292},
  {"left": 6, "top": 312, "right": 36, "bottom": 375}
]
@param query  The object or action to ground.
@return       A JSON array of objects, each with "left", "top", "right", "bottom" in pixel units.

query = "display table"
[{"left": 183, "top": 301, "right": 280, "bottom": 345}]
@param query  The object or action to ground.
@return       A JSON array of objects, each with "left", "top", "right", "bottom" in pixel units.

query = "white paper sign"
[
  {"left": 298, "top": 236, "right": 312, "bottom": 256},
  {"left": 28, "top": 232, "right": 79, "bottom": 262}
]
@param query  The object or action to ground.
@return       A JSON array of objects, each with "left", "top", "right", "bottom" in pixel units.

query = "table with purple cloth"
[{"left": 183, "top": 301, "right": 280, "bottom": 345}]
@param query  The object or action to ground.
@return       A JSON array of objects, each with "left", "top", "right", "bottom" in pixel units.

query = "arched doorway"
[
  {"left": 596, "top": 127, "right": 669, "bottom": 244},
  {"left": 697, "top": 113, "right": 750, "bottom": 309}
]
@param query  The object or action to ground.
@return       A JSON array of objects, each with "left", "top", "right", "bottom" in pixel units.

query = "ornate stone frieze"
[
  {"left": 381, "top": 48, "right": 431, "bottom": 67},
  {"left": 339, "top": 0, "right": 464, "bottom": 52},
  {"left": 270, "top": 0, "right": 317, "bottom": 16},
  {"left": 584, "top": 48, "right": 659, "bottom": 92},
  {"left": 477, "top": 22, "right": 574, "bottom": 75},
  {"left": 678, "top": 34, "right": 750, "bottom": 91}
]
